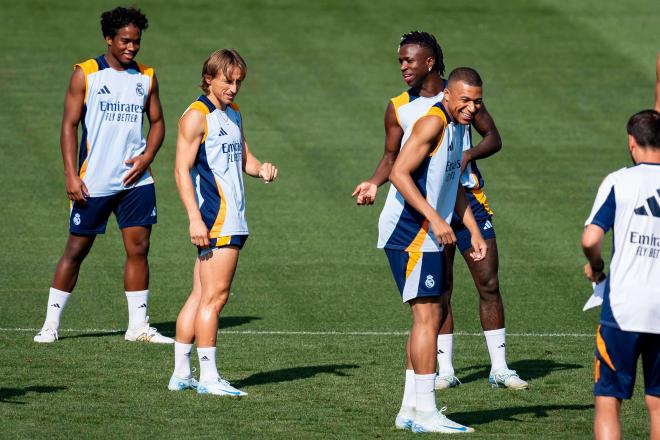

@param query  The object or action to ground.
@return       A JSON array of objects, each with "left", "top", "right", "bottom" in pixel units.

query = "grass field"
[{"left": 1, "top": 0, "right": 659, "bottom": 438}]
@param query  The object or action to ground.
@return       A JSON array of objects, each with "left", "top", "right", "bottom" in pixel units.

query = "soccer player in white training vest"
[
  {"left": 582, "top": 110, "right": 660, "bottom": 440},
  {"left": 378, "top": 68, "right": 488, "bottom": 434},
  {"left": 34, "top": 7, "right": 171, "bottom": 344},
  {"left": 169, "top": 49, "right": 277, "bottom": 397}
]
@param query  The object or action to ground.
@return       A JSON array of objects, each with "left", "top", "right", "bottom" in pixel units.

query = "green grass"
[{"left": 1, "top": 0, "right": 658, "bottom": 438}]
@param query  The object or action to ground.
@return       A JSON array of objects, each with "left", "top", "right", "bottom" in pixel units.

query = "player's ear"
[
  {"left": 426, "top": 57, "right": 434, "bottom": 72},
  {"left": 105, "top": 35, "right": 113, "bottom": 46},
  {"left": 203, "top": 74, "right": 213, "bottom": 87}
]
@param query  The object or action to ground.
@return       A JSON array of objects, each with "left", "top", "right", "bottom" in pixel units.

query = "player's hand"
[
  {"left": 66, "top": 174, "right": 89, "bottom": 203},
  {"left": 430, "top": 217, "right": 456, "bottom": 246},
  {"left": 459, "top": 150, "right": 473, "bottom": 175},
  {"left": 189, "top": 218, "right": 210, "bottom": 248},
  {"left": 469, "top": 234, "right": 487, "bottom": 261},
  {"left": 583, "top": 261, "right": 606, "bottom": 283},
  {"left": 123, "top": 153, "right": 154, "bottom": 186},
  {"left": 351, "top": 182, "right": 378, "bottom": 205},
  {"left": 258, "top": 162, "right": 278, "bottom": 183}
]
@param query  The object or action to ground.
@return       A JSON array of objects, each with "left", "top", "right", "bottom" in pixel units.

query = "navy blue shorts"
[
  {"left": 69, "top": 184, "right": 157, "bottom": 234},
  {"left": 594, "top": 324, "right": 660, "bottom": 399},
  {"left": 385, "top": 249, "right": 447, "bottom": 303},
  {"left": 452, "top": 217, "right": 496, "bottom": 254},
  {"left": 198, "top": 235, "right": 248, "bottom": 257}
]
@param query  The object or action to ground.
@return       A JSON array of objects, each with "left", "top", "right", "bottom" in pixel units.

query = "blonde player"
[{"left": 168, "top": 49, "right": 277, "bottom": 396}]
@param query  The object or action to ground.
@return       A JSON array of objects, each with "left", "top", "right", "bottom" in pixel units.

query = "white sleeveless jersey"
[
  {"left": 585, "top": 163, "right": 660, "bottom": 334},
  {"left": 392, "top": 87, "right": 445, "bottom": 146},
  {"left": 77, "top": 56, "right": 154, "bottom": 196},
  {"left": 184, "top": 95, "right": 248, "bottom": 238},
  {"left": 378, "top": 101, "right": 465, "bottom": 252}
]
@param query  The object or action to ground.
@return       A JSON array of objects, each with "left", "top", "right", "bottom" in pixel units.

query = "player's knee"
[
  {"left": 126, "top": 239, "right": 150, "bottom": 258},
  {"left": 477, "top": 276, "right": 500, "bottom": 299}
]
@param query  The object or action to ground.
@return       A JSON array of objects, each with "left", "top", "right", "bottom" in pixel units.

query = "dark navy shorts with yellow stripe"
[
  {"left": 385, "top": 249, "right": 448, "bottom": 303},
  {"left": 69, "top": 184, "right": 157, "bottom": 235},
  {"left": 594, "top": 324, "right": 660, "bottom": 399},
  {"left": 198, "top": 235, "right": 248, "bottom": 257}
]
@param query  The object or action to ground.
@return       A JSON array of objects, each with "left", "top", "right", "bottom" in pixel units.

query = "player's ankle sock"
[
  {"left": 125, "top": 290, "right": 149, "bottom": 329},
  {"left": 401, "top": 369, "right": 416, "bottom": 410},
  {"left": 436, "top": 333, "right": 455, "bottom": 377},
  {"left": 484, "top": 328, "right": 508, "bottom": 373},
  {"left": 173, "top": 342, "right": 193, "bottom": 378},
  {"left": 414, "top": 373, "right": 437, "bottom": 413},
  {"left": 197, "top": 347, "right": 219, "bottom": 383},
  {"left": 43, "top": 287, "right": 70, "bottom": 329}
]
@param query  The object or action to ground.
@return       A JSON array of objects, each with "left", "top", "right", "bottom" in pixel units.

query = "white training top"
[
  {"left": 585, "top": 163, "right": 660, "bottom": 334},
  {"left": 77, "top": 56, "right": 154, "bottom": 196}
]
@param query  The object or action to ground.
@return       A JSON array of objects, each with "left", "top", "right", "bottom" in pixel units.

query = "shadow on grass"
[
  {"left": 0, "top": 385, "right": 67, "bottom": 404},
  {"left": 450, "top": 404, "right": 593, "bottom": 427},
  {"left": 234, "top": 364, "right": 359, "bottom": 388},
  {"left": 456, "top": 359, "right": 583, "bottom": 384},
  {"left": 60, "top": 316, "right": 262, "bottom": 340}
]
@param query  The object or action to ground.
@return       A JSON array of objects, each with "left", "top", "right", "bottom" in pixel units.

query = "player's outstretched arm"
[
  {"left": 454, "top": 188, "right": 487, "bottom": 261},
  {"left": 655, "top": 51, "right": 660, "bottom": 112},
  {"left": 175, "top": 109, "right": 209, "bottom": 248},
  {"left": 389, "top": 115, "right": 455, "bottom": 245},
  {"left": 124, "top": 74, "right": 165, "bottom": 185},
  {"left": 352, "top": 101, "right": 403, "bottom": 205},
  {"left": 61, "top": 67, "right": 88, "bottom": 203},
  {"left": 581, "top": 224, "right": 606, "bottom": 282},
  {"left": 461, "top": 103, "right": 502, "bottom": 174}
]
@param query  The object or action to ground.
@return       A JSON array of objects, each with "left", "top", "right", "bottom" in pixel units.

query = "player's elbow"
[{"left": 581, "top": 226, "right": 603, "bottom": 251}]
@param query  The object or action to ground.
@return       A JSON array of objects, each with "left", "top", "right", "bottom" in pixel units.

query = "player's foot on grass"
[
  {"left": 33, "top": 323, "right": 58, "bottom": 343},
  {"left": 489, "top": 369, "right": 529, "bottom": 389},
  {"left": 435, "top": 374, "right": 461, "bottom": 390},
  {"left": 411, "top": 407, "right": 474, "bottom": 434},
  {"left": 197, "top": 377, "right": 247, "bottom": 397},
  {"left": 124, "top": 316, "right": 174, "bottom": 344},
  {"left": 395, "top": 405, "right": 415, "bottom": 430},
  {"left": 168, "top": 374, "right": 199, "bottom": 391}
]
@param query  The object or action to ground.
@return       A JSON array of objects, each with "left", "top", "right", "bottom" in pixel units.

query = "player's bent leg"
[
  {"left": 194, "top": 247, "right": 246, "bottom": 397},
  {"left": 35, "top": 234, "right": 97, "bottom": 343},
  {"left": 594, "top": 396, "right": 622, "bottom": 440}
]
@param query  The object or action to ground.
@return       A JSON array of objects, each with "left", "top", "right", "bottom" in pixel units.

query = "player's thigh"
[
  {"left": 462, "top": 237, "right": 500, "bottom": 292},
  {"left": 641, "top": 333, "right": 660, "bottom": 397},
  {"left": 385, "top": 249, "right": 448, "bottom": 304},
  {"left": 198, "top": 246, "right": 241, "bottom": 297},
  {"left": 115, "top": 184, "right": 157, "bottom": 230},
  {"left": 594, "top": 325, "right": 642, "bottom": 400}
]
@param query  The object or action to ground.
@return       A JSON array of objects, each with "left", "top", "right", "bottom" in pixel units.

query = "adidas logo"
[
  {"left": 200, "top": 356, "right": 210, "bottom": 361},
  {"left": 483, "top": 220, "right": 493, "bottom": 230},
  {"left": 218, "top": 127, "right": 228, "bottom": 136},
  {"left": 138, "top": 304, "right": 147, "bottom": 309},
  {"left": 50, "top": 303, "right": 61, "bottom": 308},
  {"left": 634, "top": 188, "right": 660, "bottom": 218},
  {"left": 151, "top": 207, "right": 157, "bottom": 217},
  {"left": 97, "top": 85, "right": 111, "bottom": 95},
  {"left": 437, "top": 349, "right": 444, "bottom": 354},
  {"left": 498, "top": 343, "right": 506, "bottom": 349}
]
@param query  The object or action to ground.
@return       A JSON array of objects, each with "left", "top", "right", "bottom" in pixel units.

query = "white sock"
[
  {"left": 401, "top": 369, "right": 416, "bottom": 410},
  {"left": 436, "top": 334, "right": 455, "bottom": 377},
  {"left": 125, "top": 290, "right": 149, "bottom": 329},
  {"left": 43, "top": 287, "right": 71, "bottom": 329},
  {"left": 484, "top": 328, "right": 508, "bottom": 373},
  {"left": 198, "top": 347, "right": 219, "bottom": 383},
  {"left": 414, "top": 373, "right": 437, "bottom": 413},
  {"left": 173, "top": 342, "right": 193, "bottom": 378}
]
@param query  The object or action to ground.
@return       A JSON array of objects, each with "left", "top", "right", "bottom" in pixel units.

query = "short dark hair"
[
  {"left": 627, "top": 110, "right": 660, "bottom": 149},
  {"left": 399, "top": 31, "right": 445, "bottom": 76},
  {"left": 101, "top": 7, "right": 148, "bottom": 38},
  {"left": 447, "top": 67, "right": 483, "bottom": 87}
]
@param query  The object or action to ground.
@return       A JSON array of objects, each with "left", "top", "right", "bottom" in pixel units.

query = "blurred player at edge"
[
  {"left": 378, "top": 68, "right": 487, "bottom": 433},
  {"left": 352, "top": 31, "right": 527, "bottom": 390},
  {"left": 168, "top": 49, "right": 277, "bottom": 396},
  {"left": 582, "top": 110, "right": 660, "bottom": 440},
  {"left": 34, "top": 7, "right": 171, "bottom": 344}
]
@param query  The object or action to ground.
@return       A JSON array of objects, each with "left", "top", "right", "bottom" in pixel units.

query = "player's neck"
[
  {"left": 416, "top": 74, "right": 443, "bottom": 98},
  {"left": 104, "top": 53, "right": 132, "bottom": 71},
  {"left": 206, "top": 94, "right": 227, "bottom": 111}
]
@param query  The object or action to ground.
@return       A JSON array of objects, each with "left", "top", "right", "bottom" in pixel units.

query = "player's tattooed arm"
[
  {"left": 352, "top": 101, "right": 403, "bottom": 205},
  {"left": 124, "top": 74, "right": 165, "bottom": 185},
  {"left": 461, "top": 102, "right": 502, "bottom": 174},
  {"left": 61, "top": 67, "right": 89, "bottom": 203},
  {"left": 390, "top": 115, "right": 455, "bottom": 245},
  {"left": 175, "top": 109, "right": 209, "bottom": 248},
  {"left": 581, "top": 224, "right": 606, "bottom": 282}
]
